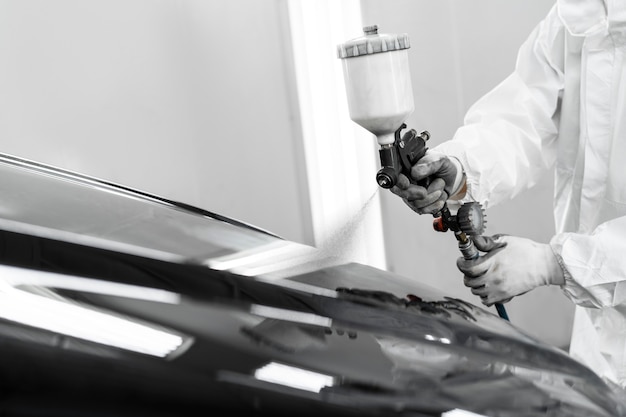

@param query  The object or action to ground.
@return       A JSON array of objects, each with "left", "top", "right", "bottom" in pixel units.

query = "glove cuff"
[
  {"left": 448, "top": 156, "right": 467, "bottom": 200},
  {"left": 545, "top": 245, "right": 566, "bottom": 286}
]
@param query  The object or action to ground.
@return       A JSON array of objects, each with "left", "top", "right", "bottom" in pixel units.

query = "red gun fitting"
[{"left": 433, "top": 217, "right": 448, "bottom": 232}]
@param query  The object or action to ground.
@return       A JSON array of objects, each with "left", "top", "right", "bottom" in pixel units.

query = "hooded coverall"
[{"left": 435, "top": 0, "right": 626, "bottom": 387}]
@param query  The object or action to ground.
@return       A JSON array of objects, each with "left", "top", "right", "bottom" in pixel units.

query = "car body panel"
[{"left": 0, "top": 153, "right": 624, "bottom": 416}]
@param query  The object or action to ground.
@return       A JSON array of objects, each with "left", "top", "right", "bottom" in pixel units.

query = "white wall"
[
  {"left": 0, "top": 0, "right": 311, "bottom": 244},
  {"left": 361, "top": 0, "right": 574, "bottom": 348},
  {"left": 285, "top": 0, "right": 387, "bottom": 268}
]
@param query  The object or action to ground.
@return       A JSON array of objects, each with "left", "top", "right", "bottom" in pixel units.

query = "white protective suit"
[{"left": 436, "top": 0, "right": 626, "bottom": 387}]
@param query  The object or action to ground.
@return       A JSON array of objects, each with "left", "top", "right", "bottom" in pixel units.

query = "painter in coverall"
[{"left": 390, "top": 0, "right": 626, "bottom": 388}]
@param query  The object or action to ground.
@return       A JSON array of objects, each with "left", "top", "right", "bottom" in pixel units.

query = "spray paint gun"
[
  {"left": 337, "top": 25, "right": 509, "bottom": 321},
  {"left": 375, "top": 123, "right": 430, "bottom": 189}
]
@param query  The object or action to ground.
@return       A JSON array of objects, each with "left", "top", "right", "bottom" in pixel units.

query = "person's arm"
[
  {"left": 461, "top": 215, "right": 626, "bottom": 309},
  {"left": 436, "top": 5, "right": 566, "bottom": 209},
  {"left": 551, "top": 216, "right": 626, "bottom": 308}
]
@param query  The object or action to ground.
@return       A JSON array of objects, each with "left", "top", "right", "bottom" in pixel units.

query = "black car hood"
[{"left": 0, "top": 152, "right": 624, "bottom": 416}]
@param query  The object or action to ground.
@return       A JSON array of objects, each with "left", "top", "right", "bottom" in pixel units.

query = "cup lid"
[{"left": 337, "top": 25, "right": 410, "bottom": 59}]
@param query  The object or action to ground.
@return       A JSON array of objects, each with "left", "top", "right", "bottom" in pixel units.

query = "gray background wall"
[
  {"left": 0, "top": 0, "right": 573, "bottom": 348},
  {"left": 0, "top": 0, "right": 310, "bottom": 243}
]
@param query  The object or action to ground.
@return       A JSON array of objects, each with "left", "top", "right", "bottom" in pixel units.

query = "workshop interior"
[
  {"left": 0, "top": 0, "right": 615, "bottom": 415},
  {"left": 0, "top": 0, "right": 569, "bottom": 349}
]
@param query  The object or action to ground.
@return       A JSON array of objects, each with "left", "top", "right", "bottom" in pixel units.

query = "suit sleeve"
[{"left": 435, "top": 5, "right": 565, "bottom": 209}]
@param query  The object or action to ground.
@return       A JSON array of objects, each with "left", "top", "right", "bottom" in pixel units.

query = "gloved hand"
[
  {"left": 459, "top": 234, "right": 565, "bottom": 306},
  {"left": 390, "top": 150, "right": 466, "bottom": 215}
]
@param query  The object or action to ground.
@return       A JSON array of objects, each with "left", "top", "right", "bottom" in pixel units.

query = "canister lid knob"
[{"left": 363, "top": 25, "right": 378, "bottom": 35}]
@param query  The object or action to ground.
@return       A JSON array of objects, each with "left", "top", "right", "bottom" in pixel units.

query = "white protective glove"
[
  {"left": 459, "top": 234, "right": 565, "bottom": 306},
  {"left": 390, "top": 150, "right": 466, "bottom": 215}
]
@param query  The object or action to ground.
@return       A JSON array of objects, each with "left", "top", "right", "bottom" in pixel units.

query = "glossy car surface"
[{"left": 0, "top": 153, "right": 624, "bottom": 417}]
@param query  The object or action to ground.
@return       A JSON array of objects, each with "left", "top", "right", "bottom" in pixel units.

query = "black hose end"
[{"left": 495, "top": 303, "right": 509, "bottom": 321}]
